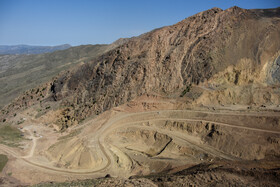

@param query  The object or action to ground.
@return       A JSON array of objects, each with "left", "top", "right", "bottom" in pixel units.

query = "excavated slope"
[{"left": 1, "top": 7, "right": 280, "bottom": 129}]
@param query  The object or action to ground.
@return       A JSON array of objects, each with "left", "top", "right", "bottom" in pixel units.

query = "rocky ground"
[
  {"left": 0, "top": 6, "right": 279, "bottom": 187},
  {"left": 0, "top": 95, "right": 279, "bottom": 186}
]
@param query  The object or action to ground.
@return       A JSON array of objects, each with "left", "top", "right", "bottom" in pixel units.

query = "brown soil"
[{"left": 0, "top": 6, "right": 279, "bottom": 187}]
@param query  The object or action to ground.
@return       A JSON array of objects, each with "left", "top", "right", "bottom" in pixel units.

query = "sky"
[{"left": 0, "top": 0, "right": 279, "bottom": 46}]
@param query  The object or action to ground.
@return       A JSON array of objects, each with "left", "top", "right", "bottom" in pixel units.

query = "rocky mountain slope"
[
  {"left": 0, "top": 43, "right": 124, "bottom": 108},
  {"left": 1, "top": 6, "right": 280, "bottom": 129},
  {"left": 0, "top": 7, "right": 280, "bottom": 186},
  {"left": 0, "top": 44, "right": 71, "bottom": 55}
]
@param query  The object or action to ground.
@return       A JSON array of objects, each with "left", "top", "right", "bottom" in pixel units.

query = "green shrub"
[{"left": 180, "top": 84, "right": 192, "bottom": 97}]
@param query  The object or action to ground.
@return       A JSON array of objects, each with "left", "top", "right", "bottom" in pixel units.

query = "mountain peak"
[{"left": 2, "top": 7, "right": 280, "bottom": 129}]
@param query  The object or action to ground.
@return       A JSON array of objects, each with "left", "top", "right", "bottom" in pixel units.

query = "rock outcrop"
[{"left": 1, "top": 7, "right": 280, "bottom": 129}]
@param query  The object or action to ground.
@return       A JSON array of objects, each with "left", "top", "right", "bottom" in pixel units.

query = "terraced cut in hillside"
[
  {"left": 0, "top": 6, "right": 280, "bottom": 186},
  {"left": 0, "top": 96, "right": 279, "bottom": 186}
]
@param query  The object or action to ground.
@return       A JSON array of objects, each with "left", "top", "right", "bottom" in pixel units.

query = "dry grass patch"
[
  {"left": 0, "top": 125, "right": 23, "bottom": 147},
  {"left": 0, "top": 154, "right": 8, "bottom": 172}
]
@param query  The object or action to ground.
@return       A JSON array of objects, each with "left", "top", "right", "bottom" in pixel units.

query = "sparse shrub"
[
  {"left": 17, "top": 120, "right": 24, "bottom": 125},
  {"left": 180, "top": 84, "right": 192, "bottom": 97}
]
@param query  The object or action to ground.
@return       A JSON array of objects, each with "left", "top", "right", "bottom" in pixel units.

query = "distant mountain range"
[{"left": 0, "top": 44, "right": 71, "bottom": 54}]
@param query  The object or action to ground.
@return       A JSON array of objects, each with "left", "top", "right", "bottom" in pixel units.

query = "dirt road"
[{"left": 0, "top": 109, "right": 279, "bottom": 176}]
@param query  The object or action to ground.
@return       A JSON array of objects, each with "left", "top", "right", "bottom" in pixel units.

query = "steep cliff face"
[{"left": 2, "top": 7, "right": 280, "bottom": 129}]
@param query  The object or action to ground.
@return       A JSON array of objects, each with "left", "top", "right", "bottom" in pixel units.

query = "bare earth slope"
[
  {"left": 0, "top": 7, "right": 280, "bottom": 186},
  {"left": 2, "top": 6, "right": 279, "bottom": 129}
]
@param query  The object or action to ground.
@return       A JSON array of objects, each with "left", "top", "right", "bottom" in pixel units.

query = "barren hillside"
[
  {"left": 2, "top": 6, "right": 279, "bottom": 129},
  {"left": 0, "top": 7, "right": 280, "bottom": 186},
  {"left": 0, "top": 43, "right": 124, "bottom": 108}
]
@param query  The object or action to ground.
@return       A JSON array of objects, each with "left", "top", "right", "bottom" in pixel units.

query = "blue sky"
[{"left": 0, "top": 0, "right": 279, "bottom": 46}]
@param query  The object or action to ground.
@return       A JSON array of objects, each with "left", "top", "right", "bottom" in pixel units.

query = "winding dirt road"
[{"left": 0, "top": 109, "right": 279, "bottom": 176}]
